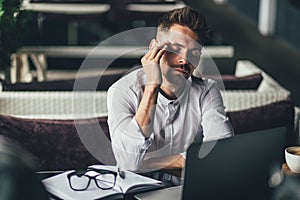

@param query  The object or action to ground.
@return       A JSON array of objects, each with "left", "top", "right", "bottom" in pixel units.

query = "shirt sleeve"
[
  {"left": 200, "top": 80, "right": 234, "bottom": 142},
  {"left": 107, "top": 84, "right": 153, "bottom": 171}
]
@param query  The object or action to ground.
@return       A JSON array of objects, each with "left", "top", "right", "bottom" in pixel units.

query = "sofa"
[
  {"left": 0, "top": 59, "right": 296, "bottom": 171},
  {"left": 0, "top": 99, "right": 294, "bottom": 172}
]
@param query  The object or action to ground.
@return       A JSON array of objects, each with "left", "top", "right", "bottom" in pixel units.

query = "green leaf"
[{"left": 0, "top": 0, "right": 33, "bottom": 70}]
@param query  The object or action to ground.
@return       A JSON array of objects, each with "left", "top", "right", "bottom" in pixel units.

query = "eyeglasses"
[{"left": 67, "top": 167, "right": 118, "bottom": 191}]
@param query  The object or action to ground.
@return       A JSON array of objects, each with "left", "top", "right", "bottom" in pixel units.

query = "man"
[{"left": 107, "top": 7, "right": 233, "bottom": 172}]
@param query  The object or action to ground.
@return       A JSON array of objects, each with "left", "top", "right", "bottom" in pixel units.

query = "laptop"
[{"left": 135, "top": 127, "right": 287, "bottom": 200}]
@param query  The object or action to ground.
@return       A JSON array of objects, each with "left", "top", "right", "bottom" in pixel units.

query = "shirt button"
[{"left": 146, "top": 140, "right": 151, "bottom": 145}]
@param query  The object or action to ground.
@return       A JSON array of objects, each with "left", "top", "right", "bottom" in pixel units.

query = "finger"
[
  {"left": 142, "top": 48, "right": 154, "bottom": 60},
  {"left": 149, "top": 42, "right": 168, "bottom": 59},
  {"left": 148, "top": 49, "right": 162, "bottom": 60},
  {"left": 143, "top": 47, "right": 160, "bottom": 61},
  {"left": 143, "top": 39, "right": 159, "bottom": 60},
  {"left": 153, "top": 45, "right": 168, "bottom": 61}
]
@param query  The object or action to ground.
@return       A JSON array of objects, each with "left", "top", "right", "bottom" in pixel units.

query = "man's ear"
[{"left": 149, "top": 39, "right": 156, "bottom": 49}]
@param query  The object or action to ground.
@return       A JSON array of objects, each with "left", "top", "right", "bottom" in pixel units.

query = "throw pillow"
[
  {"left": 227, "top": 99, "right": 295, "bottom": 145},
  {"left": 206, "top": 73, "right": 263, "bottom": 90}
]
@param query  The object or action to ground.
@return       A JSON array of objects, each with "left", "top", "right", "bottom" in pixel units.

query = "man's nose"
[{"left": 178, "top": 55, "right": 189, "bottom": 65}]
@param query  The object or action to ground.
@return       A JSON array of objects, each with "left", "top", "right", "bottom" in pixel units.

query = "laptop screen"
[{"left": 182, "top": 127, "right": 287, "bottom": 200}]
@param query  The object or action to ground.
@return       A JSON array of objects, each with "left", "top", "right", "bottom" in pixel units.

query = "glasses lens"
[
  {"left": 69, "top": 175, "right": 90, "bottom": 190},
  {"left": 96, "top": 173, "right": 116, "bottom": 189}
]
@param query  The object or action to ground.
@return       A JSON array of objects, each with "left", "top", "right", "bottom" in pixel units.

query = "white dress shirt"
[{"left": 107, "top": 68, "right": 233, "bottom": 171}]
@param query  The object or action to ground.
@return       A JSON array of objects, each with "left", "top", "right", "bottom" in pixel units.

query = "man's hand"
[
  {"left": 140, "top": 154, "right": 185, "bottom": 170},
  {"left": 141, "top": 39, "right": 168, "bottom": 86},
  {"left": 165, "top": 155, "right": 185, "bottom": 169}
]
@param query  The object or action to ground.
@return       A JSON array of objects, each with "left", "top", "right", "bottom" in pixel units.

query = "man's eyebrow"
[
  {"left": 171, "top": 42, "right": 184, "bottom": 48},
  {"left": 171, "top": 43, "right": 202, "bottom": 51}
]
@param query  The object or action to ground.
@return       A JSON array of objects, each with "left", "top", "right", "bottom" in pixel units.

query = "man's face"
[{"left": 157, "top": 24, "right": 202, "bottom": 81}]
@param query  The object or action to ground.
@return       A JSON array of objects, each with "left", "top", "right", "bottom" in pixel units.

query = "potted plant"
[{"left": 0, "top": 0, "right": 32, "bottom": 83}]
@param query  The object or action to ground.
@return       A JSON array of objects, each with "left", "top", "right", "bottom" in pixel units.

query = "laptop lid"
[{"left": 182, "top": 127, "right": 287, "bottom": 200}]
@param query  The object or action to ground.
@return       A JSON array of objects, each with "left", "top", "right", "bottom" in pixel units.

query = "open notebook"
[{"left": 42, "top": 165, "right": 163, "bottom": 200}]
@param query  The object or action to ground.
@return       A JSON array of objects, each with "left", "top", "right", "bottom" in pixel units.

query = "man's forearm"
[
  {"left": 135, "top": 84, "right": 160, "bottom": 138},
  {"left": 140, "top": 154, "right": 185, "bottom": 170}
]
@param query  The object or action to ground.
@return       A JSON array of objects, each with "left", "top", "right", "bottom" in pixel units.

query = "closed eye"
[
  {"left": 167, "top": 44, "right": 181, "bottom": 53},
  {"left": 190, "top": 49, "right": 201, "bottom": 57}
]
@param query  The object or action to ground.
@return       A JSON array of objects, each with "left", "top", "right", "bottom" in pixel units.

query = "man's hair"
[{"left": 157, "top": 6, "right": 209, "bottom": 44}]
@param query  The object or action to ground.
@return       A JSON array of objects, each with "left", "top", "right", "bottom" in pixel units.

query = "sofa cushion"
[
  {"left": 206, "top": 73, "right": 263, "bottom": 90},
  {"left": 0, "top": 115, "right": 114, "bottom": 171},
  {"left": 227, "top": 99, "right": 295, "bottom": 145}
]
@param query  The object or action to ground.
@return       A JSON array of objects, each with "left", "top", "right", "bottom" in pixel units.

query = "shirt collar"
[{"left": 158, "top": 77, "right": 191, "bottom": 106}]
